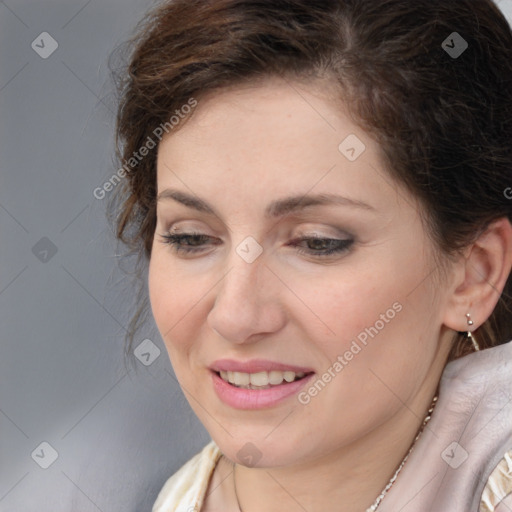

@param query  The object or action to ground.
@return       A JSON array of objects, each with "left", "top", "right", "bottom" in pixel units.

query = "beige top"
[{"left": 153, "top": 341, "right": 512, "bottom": 512}]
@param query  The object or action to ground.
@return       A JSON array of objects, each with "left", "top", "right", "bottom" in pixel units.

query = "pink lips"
[{"left": 209, "top": 359, "right": 315, "bottom": 410}]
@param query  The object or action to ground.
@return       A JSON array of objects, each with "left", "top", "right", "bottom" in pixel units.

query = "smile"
[
  {"left": 218, "top": 370, "right": 308, "bottom": 389},
  {"left": 211, "top": 369, "right": 315, "bottom": 409}
]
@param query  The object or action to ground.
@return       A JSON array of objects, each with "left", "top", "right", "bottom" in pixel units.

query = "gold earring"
[{"left": 466, "top": 313, "right": 480, "bottom": 352}]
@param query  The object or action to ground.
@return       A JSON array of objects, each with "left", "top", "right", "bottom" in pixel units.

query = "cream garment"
[{"left": 152, "top": 340, "right": 512, "bottom": 512}]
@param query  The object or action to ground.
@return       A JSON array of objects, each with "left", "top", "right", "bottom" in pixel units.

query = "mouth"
[{"left": 213, "top": 369, "right": 314, "bottom": 390}]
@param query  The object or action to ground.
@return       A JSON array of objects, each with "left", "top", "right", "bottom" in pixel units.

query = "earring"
[{"left": 465, "top": 313, "right": 480, "bottom": 352}]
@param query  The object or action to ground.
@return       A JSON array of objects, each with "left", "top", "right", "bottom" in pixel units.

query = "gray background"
[{"left": 1, "top": 1, "right": 512, "bottom": 511}]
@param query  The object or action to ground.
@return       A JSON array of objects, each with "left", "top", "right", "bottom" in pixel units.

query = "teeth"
[
  {"left": 233, "top": 371, "right": 250, "bottom": 386},
  {"left": 269, "top": 370, "right": 285, "bottom": 385},
  {"left": 250, "top": 371, "right": 268, "bottom": 386},
  {"left": 218, "top": 370, "right": 307, "bottom": 388},
  {"left": 283, "top": 371, "right": 296, "bottom": 383}
]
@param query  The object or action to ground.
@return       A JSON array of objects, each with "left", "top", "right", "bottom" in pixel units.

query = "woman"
[{"left": 109, "top": 0, "right": 512, "bottom": 510}]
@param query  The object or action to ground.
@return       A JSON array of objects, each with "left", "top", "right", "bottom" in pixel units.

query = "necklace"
[{"left": 231, "top": 394, "right": 438, "bottom": 512}]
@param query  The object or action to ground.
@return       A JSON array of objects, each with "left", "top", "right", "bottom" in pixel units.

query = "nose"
[{"left": 207, "top": 252, "right": 286, "bottom": 344}]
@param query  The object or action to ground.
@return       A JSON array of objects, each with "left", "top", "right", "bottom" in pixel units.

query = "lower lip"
[{"left": 211, "top": 371, "right": 315, "bottom": 410}]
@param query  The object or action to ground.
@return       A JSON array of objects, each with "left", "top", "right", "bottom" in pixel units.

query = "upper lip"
[{"left": 209, "top": 359, "right": 315, "bottom": 374}]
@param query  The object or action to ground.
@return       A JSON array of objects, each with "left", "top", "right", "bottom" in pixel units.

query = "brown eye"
[
  {"left": 159, "top": 232, "right": 219, "bottom": 255},
  {"left": 289, "top": 236, "right": 354, "bottom": 257}
]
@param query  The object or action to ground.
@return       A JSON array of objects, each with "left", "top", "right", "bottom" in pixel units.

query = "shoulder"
[
  {"left": 381, "top": 341, "right": 512, "bottom": 511},
  {"left": 445, "top": 341, "right": 512, "bottom": 511},
  {"left": 480, "top": 450, "right": 512, "bottom": 512},
  {"left": 152, "top": 440, "right": 222, "bottom": 512},
  {"left": 441, "top": 341, "right": 512, "bottom": 510}
]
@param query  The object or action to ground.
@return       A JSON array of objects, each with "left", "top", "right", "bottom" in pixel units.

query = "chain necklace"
[{"left": 231, "top": 394, "right": 438, "bottom": 512}]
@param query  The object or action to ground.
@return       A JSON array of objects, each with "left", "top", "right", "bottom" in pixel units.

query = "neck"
[{"left": 231, "top": 386, "right": 438, "bottom": 512}]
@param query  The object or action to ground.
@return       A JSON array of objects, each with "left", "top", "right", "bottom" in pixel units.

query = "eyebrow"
[{"left": 156, "top": 189, "right": 375, "bottom": 218}]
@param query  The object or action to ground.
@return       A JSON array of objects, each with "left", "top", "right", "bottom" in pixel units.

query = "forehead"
[
  {"left": 154, "top": 77, "right": 414, "bottom": 220},
  {"left": 157, "top": 79, "right": 360, "bottom": 175}
]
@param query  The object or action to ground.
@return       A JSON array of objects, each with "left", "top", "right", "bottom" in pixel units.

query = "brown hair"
[{"left": 108, "top": 0, "right": 512, "bottom": 362}]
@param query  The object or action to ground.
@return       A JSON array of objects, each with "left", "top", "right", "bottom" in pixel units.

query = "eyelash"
[{"left": 158, "top": 232, "right": 354, "bottom": 258}]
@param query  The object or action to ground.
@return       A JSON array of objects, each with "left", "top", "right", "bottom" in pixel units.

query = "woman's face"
[{"left": 149, "top": 77, "right": 454, "bottom": 467}]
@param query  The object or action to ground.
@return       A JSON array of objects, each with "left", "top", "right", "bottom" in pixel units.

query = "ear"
[{"left": 443, "top": 217, "right": 512, "bottom": 333}]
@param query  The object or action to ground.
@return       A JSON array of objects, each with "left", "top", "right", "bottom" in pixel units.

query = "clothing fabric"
[{"left": 152, "top": 340, "right": 512, "bottom": 512}]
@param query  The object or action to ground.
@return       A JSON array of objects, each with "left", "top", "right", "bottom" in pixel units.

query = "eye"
[
  {"left": 158, "top": 231, "right": 219, "bottom": 255},
  {"left": 158, "top": 231, "right": 354, "bottom": 258},
  {"left": 288, "top": 235, "right": 354, "bottom": 257}
]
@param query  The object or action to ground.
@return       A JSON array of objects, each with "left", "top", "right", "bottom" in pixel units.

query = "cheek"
[
  {"left": 148, "top": 254, "right": 213, "bottom": 361},
  {"left": 299, "top": 252, "right": 432, "bottom": 366},
  {"left": 148, "top": 258, "right": 198, "bottom": 392},
  {"left": 291, "top": 265, "right": 392, "bottom": 341},
  {"left": 148, "top": 257, "right": 173, "bottom": 332},
  {"left": 292, "top": 277, "right": 429, "bottom": 437},
  {"left": 148, "top": 256, "right": 192, "bottom": 349}
]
